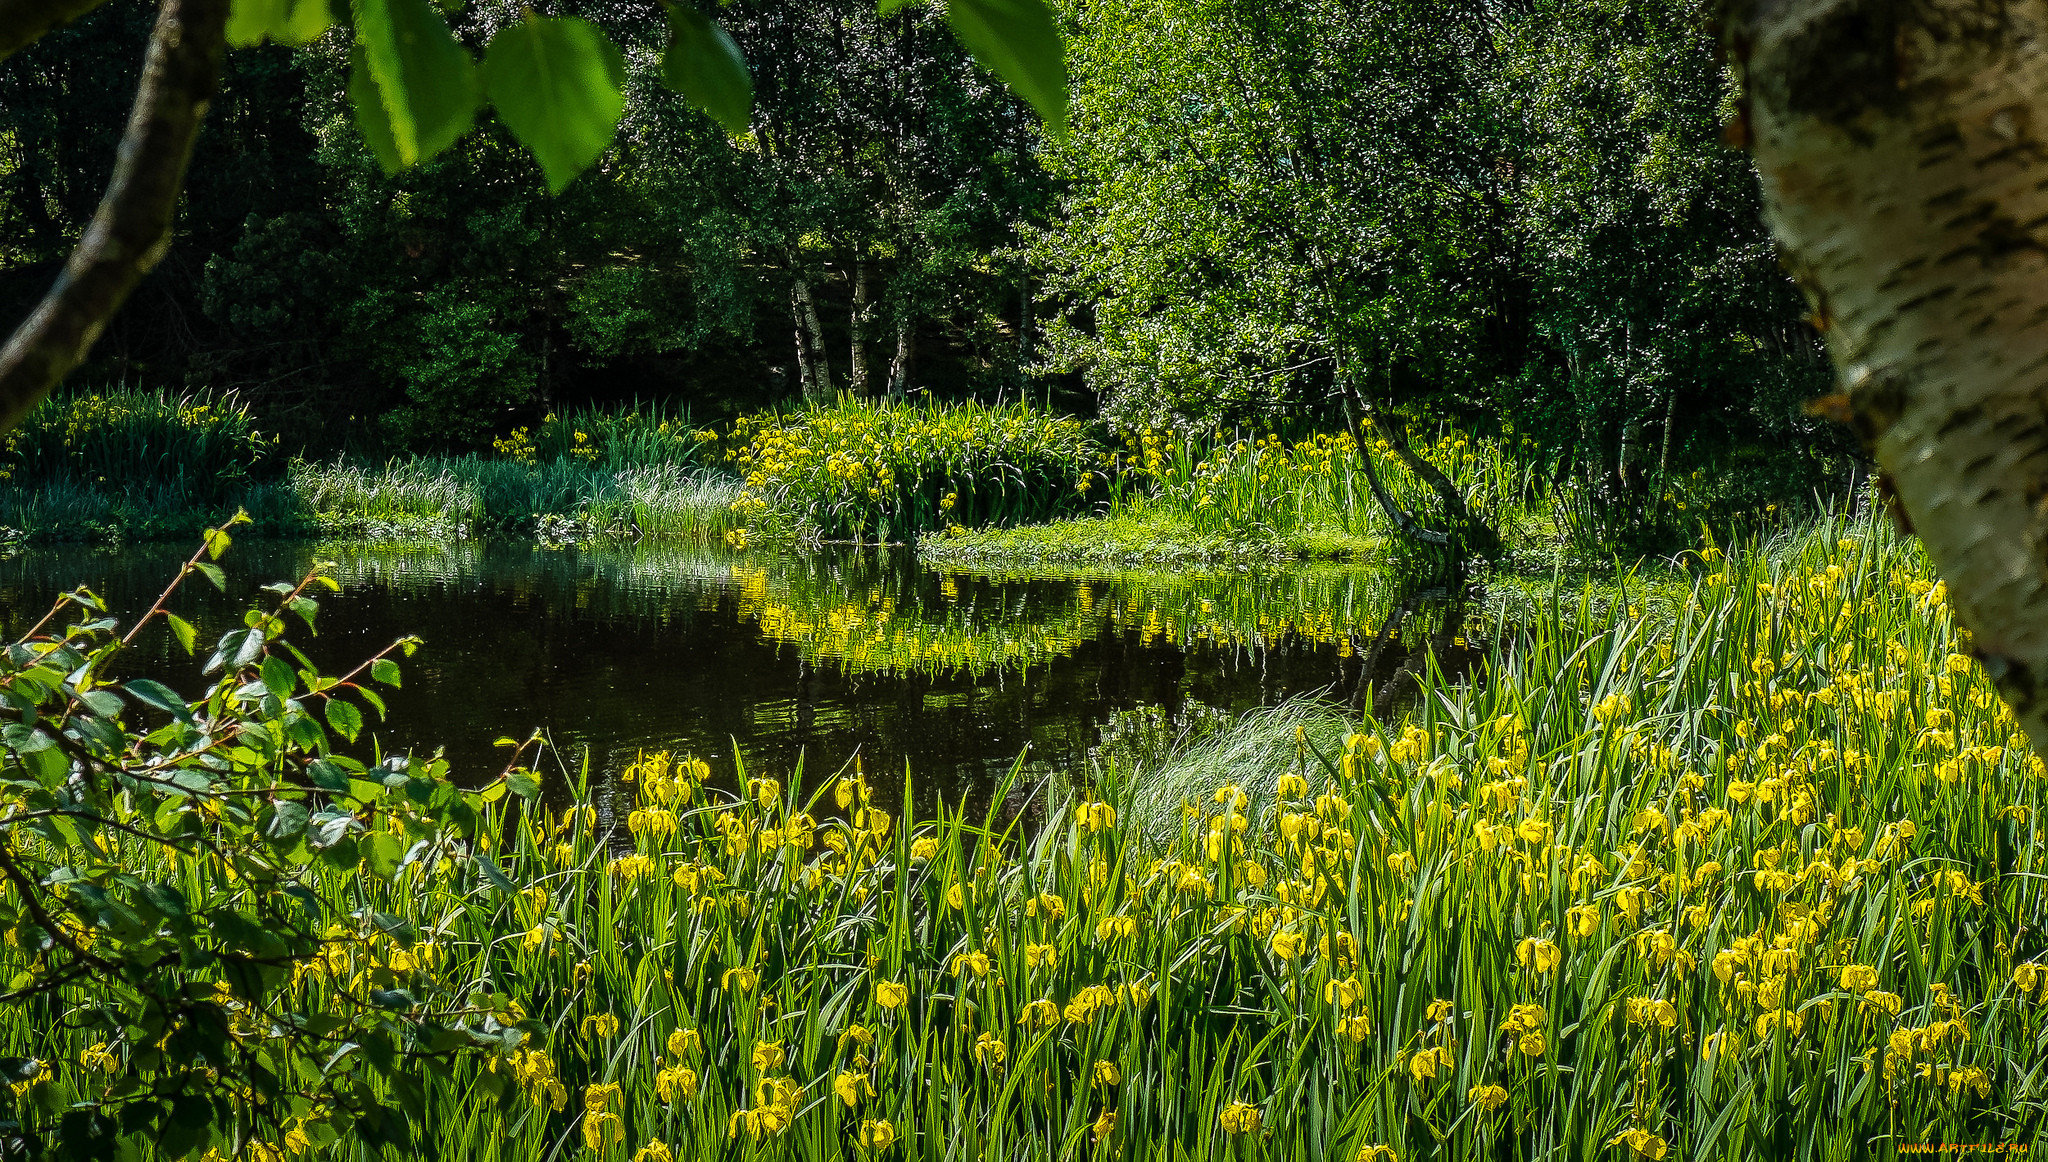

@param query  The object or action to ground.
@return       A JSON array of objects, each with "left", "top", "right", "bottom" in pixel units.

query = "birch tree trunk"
[
  {"left": 850, "top": 257, "right": 872, "bottom": 397},
  {"left": 1729, "top": 0, "right": 2048, "bottom": 744},
  {"left": 791, "top": 274, "right": 832, "bottom": 402},
  {"left": 886, "top": 313, "right": 915, "bottom": 398}
]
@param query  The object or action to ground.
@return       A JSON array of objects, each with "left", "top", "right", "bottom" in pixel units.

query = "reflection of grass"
[
  {"left": 920, "top": 510, "right": 1305, "bottom": 569},
  {"left": 724, "top": 548, "right": 1450, "bottom": 678}
]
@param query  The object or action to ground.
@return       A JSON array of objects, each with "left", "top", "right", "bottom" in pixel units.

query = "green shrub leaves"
[{"left": 224, "top": 0, "right": 331, "bottom": 48}]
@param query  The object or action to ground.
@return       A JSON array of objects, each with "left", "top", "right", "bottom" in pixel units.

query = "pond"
[{"left": 0, "top": 539, "right": 1471, "bottom": 818}]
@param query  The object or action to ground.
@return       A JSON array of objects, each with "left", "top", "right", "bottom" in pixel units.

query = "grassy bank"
[
  {"left": 0, "top": 391, "right": 741, "bottom": 544},
  {"left": 2, "top": 509, "right": 2039, "bottom": 1158}
]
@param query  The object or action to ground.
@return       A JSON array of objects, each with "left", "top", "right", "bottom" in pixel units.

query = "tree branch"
[
  {"left": 0, "top": 0, "right": 229, "bottom": 428},
  {"left": 0, "top": 0, "right": 111, "bottom": 63}
]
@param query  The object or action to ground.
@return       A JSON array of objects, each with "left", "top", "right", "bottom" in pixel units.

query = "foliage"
[
  {"left": 0, "top": 519, "right": 548, "bottom": 1159},
  {"left": 1120, "top": 425, "right": 1537, "bottom": 546},
  {"left": 726, "top": 398, "right": 1110, "bottom": 541},
  {"left": 1035, "top": 0, "right": 1843, "bottom": 528},
  {"left": 0, "top": 389, "right": 276, "bottom": 503},
  {"left": 488, "top": 404, "right": 713, "bottom": 472}
]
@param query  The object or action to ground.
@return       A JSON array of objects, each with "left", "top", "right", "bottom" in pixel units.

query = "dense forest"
[{"left": 0, "top": 0, "right": 1844, "bottom": 500}]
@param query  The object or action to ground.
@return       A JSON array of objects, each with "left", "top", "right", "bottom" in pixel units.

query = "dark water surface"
[{"left": 0, "top": 540, "right": 1448, "bottom": 816}]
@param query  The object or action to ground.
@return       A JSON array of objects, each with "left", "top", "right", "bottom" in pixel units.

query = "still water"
[{"left": 0, "top": 540, "right": 1458, "bottom": 815}]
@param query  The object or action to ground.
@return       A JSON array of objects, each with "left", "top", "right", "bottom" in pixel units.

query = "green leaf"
[
  {"left": 261, "top": 655, "right": 297, "bottom": 700},
  {"left": 370, "top": 658, "right": 402, "bottom": 687},
  {"left": 506, "top": 770, "right": 541, "bottom": 799},
  {"left": 350, "top": 0, "right": 479, "bottom": 170},
  {"left": 365, "top": 831, "right": 407, "bottom": 879},
  {"left": 164, "top": 613, "right": 197, "bottom": 655},
  {"left": 124, "top": 679, "right": 193, "bottom": 723},
  {"left": 661, "top": 4, "right": 753, "bottom": 135},
  {"left": 473, "top": 851, "right": 516, "bottom": 893},
  {"left": 265, "top": 800, "right": 310, "bottom": 842},
  {"left": 308, "top": 760, "right": 351, "bottom": 793},
  {"left": 481, "top": 15, "right": 626, "bottom": 194},
  {"left": 286, "top": 596, "right": 319, "bottom": 632},
  {"left": 202, "top": 526, "right": 233, "bottom": 561},
  {"left": 877, "top": 0, "right": 919, "bottom": 11},
  {"left": 944, "top": 0, "right": 1067, "bottom": 136},
  {"left": 192, "top": 562, "right": 226, "bottom": 592},
  {"left": 325, "top": 700, "right": 364, "bottom": 743}
]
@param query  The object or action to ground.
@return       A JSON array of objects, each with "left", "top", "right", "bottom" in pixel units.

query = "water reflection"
[{"left": 0, "top": 540, "right": 1472, "bottom": 815}]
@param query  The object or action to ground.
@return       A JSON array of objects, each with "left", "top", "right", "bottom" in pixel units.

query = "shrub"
[
  {"left": 0, "top": 518, "right": 544, "bottom": 1158},
  {"left": 0, "top": 388, "right": 274, "bottom": 503},
  {"left": 726, "top": 398, "right": 1112, "bottom": 541},
  {"left": 491, "top": 403, "right": 712, "bottom": 471}
]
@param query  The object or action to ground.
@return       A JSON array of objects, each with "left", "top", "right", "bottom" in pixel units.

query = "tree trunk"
[
  {"left": 850, "top": 257, "right": 872, "bottom": 397},
  {"left": 1351, "top": 386, "right": 1500, "bottom": 552},
  {"left": 791, "top": 273, "right": 832, "bottom": 402},
  {"left": 886, "top": 312, "right": 915, "bottom": 397},
  {"left": 1018, "top": 262, "right": 1033, "bottom": 372},
  {"left": 790, "top": 290, "right": 815, "bottom": 401},
  {"left": 1340, "top": 391, "right": 1451, "bottom": 547},
  {"left": 1729, "top": 0, "right": 2048, "bottom": 743}
]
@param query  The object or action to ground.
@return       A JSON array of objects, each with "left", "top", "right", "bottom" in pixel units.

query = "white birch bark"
[{"left": 1734, "top": 0, "right": 2048, "bottom": 740}]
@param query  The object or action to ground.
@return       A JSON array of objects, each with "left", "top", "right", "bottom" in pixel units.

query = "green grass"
[
  {"left": 288, "top": 458, "right": 741, "bottom": 543},
  {"left": 1117, "top": 699, "right": 1356, "bottom": 840},
  {"left": 3, "top": 508, "right": 2038, "bottom": 1159},
  {"left": 0, "top": 393, "right": 740, "bottom": 544}
]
